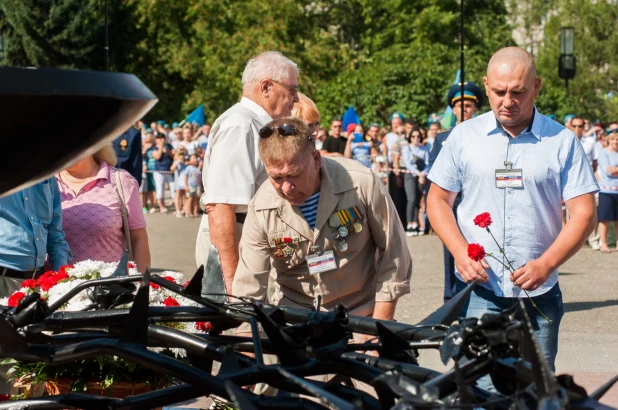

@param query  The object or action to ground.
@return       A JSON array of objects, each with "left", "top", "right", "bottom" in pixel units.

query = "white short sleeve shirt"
[{"left": 200, "top": 97, "right": 272, "bottom": 213}]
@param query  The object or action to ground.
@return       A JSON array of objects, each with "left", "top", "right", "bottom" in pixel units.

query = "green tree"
[{"left": 535, "top": 0, "right": 618, "bottom": 122}]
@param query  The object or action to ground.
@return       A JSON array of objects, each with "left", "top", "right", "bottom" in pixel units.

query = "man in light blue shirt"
[
  {"left": 0, "top": 177, "right": 72, "bottom": 296},
  {"left": 427, "top": 47, "right": 598, "bottom": 370}
]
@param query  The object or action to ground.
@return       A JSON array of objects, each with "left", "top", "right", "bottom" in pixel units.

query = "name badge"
[
  {"left": 306, "top": 250, "right": 337, "bottom": 275},
  {"left": 495, "top": 168, "right": 523, "bottom": 189}
]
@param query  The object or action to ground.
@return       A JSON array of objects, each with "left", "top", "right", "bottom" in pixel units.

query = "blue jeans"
[{"left": 455, "top": 279, "right": 564, "bottom": 371}]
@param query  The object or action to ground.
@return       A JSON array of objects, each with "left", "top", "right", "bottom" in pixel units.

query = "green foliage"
[
  {"left": 535, "top": 0, "right": 618, "bottom": 121},
  {"left": 0, "top": 0, "right": 515, "bottom": 124}
]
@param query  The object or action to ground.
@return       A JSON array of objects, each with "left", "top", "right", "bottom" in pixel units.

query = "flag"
[
  {"left": 183, "top": 104, "right": 205, "bottom": 126},
  {"left": 441, "top": 70, "right": 461, "bottom": 129},
  {"left": 342, "top": 106, "right": 361, "bottom": 132}
]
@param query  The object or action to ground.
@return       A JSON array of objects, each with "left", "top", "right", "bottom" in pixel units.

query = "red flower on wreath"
[
  {"left": 163, "top": 297, "right": 180, "bottom": 307},
  {"left": 161, "top": 276, "right": 177, "bottom": 284},
  {"left": 128, "top": 262, "right": 136, "bottom": 269},
  {"left": 473, "top": 212, "right": 493, "bottom": 228},
  {"left": 149, "top": 282, "right": 160, "bottom": 290},
  {"left": 21, "top": 279, "right": 38, "bottom": 289},
  {"left": 8, "top": 292, "right": 26, "bottom": 307},
  {"left": 196, "top": 322, "right": 212, "bottom": 332},
  {"left": 467, "top": 243, "right": 486, "bottom": 262},
  {"left": 183, "top": 280, "right": 191, "bottom": 287}
]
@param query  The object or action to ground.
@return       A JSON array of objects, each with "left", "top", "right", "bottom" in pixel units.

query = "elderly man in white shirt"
[{"left": 195, "top": 51, "right": 300, "bottom": 295}]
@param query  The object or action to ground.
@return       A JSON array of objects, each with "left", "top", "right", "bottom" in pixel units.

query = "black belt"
[
  {"left": 236, "top": 213, "right": 246, "bottom": 224},
  {"left": 0, "top": 266, "right": 42, "bottom": 280}
]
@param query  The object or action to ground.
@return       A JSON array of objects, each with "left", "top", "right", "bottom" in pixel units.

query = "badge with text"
[
  {"left": 306, "top": 250, "right": 337, "bottom": 275},
  {"left": 495, "top": 168, "right": 523, "bottom": 189}
]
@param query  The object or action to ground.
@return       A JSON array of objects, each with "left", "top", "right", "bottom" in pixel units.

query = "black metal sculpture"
[{"left": 0, "top": 265, "right": 616, "bottom": 410}]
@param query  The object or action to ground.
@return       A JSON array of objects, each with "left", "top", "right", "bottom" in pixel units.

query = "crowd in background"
[{"left": 137, "top": 108, "right": 618, "bottom": 250}]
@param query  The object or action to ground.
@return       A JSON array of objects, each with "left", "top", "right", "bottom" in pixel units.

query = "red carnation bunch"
[
  {"left": 163, "top": 297, "right": 180, "bottom": 307},
  {"left": 21, "top": 279, "right": 38, "bottom": 289},
  {"left": 473, "top": 212, "right": 492, "bottom": 228},
  {"left": 196, "top": 322, "right": 212, "bottom": 332},
  {"left": 161, "top": 276, "right": 177, "bottom": 283},
  {"left": 37, "top": 270, "right": 69, "bottom": 292},
  {"left": 8, "top": 292, "right": 26, "bottom": 307},
  {"left": 467, "top": 243, "right": 486, "bottom": 262}
]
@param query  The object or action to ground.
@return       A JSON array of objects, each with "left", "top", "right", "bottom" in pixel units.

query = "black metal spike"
[
  {"left": 181, "top": 265, "right": 204, "bottom": 297},
  {"left": 218, "top": 346, "right": 244, "bottom": 375},
  {"left": 118, "top": 267, "right": 151, "bottom": 346},
  {"left": 225, "top": 380, "right": 260, "bottom": 410},
  {"left": 251, "top": 300, "right": 308, "bottom": 366},
  {"left": 419, "top": 279, "right": 477, "bottom": 326},
  {"left": 517, "top": 299, "right": 559, "bottom": 399},
  {"left": 589, "top": 374, "right": 618, "bottom": 401},
  {"left": 375, "top": 322, "right": 418, "bottom": 365},
  {"left": 278, "top": 368, "right": 361, "bottom": 410}
]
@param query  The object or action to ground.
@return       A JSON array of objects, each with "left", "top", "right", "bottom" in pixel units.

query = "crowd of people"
[{"left": 0, "top": 47, "right": 617, "bottom": 396}]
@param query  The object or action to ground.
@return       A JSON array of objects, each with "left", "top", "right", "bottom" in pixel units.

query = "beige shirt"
[{"left": 233, "top": 157, "right": 412, "bottom": 317}]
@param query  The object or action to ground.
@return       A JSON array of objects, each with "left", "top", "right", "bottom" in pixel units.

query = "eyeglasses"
[
  {"left": 259, "top": 123, "right": 311, "bottom": 141},
  {"left": 571, "top": 123, "right": 584, "bottom": 128},
  {"left": 270, "top": 79, "right": 299, "bottom": 96},
  {"left": 607, "top": 128, "right": 618, "bottom": 135}
]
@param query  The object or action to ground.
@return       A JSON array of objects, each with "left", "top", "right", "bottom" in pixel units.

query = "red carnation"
[
  {"left": 473, "top": 212, "right": 493, "bottom": 228},
  {"left": 183, "top": 280, "right": 191, "bottom": 287},
  {"left": 467, "top": 243, "right": 486, "bottom": 262},
  {"left": 54, "top": 271, "right": 69, "bottom": 282},
  {"left": 8, "top": 292, "right": 26, "bottom": 307},
  {"left": 149, "top": 282, "right": 160, "bottom": 290},
  {"left": 196, "top": 322, "right": 212, "bottom": 332},
  {"left": 38, "top": 278, "right": 58, "bottom": 292},
  {"left": 128, "top": 262, "right": 136, "bottom": 269},
  {"left": 21, "top": 279, "right": 38, "bottom": 289},
  {"left": 163, "top": 297, "right": 180, "bottom": 307},
  {"left": 38, "top": 270, "right": 56, "bottom": 281},
  {"left": 162, "top": 276, "right": 176, "bottom": 283},
  {"left": 57, "top": 264, "right": 74, "bottom": 276}
]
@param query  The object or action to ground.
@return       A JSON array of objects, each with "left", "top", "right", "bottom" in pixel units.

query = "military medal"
[
  {"left": 328, "top": 214, "right": 341, "bottom": 228},
  {"left": 338, "top": 225, "right": 349, "bottom": 238},
  {"left": 336, "top": 240, "right": 348, "bottom": 252},
  {"left": 272, "top": 237, "right": 296, "bottom": 258},
  {"left": 353, "top": 222, "right": 362, "bottom": 233}
]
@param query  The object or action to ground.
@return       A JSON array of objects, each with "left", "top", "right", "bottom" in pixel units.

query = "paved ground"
[{"left": 146, "top": 212, "right": 618, "bottom": 407}]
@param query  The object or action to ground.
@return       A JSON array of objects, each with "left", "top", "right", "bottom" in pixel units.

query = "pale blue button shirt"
[
  {"left": 428, "top": 108, "right": 599, "bottom": 297},
  {"left": 0, "top": 178, "right": 72, "bottom": 271}
]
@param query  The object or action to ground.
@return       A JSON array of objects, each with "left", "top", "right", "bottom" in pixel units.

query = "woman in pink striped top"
[{"left": 55, "top": 144, "right": 151, "bottom": 272}]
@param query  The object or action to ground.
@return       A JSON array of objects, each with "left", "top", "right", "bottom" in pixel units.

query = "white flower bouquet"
[{"left": 0, "top": 260, "right": 211, "bottom": 395}]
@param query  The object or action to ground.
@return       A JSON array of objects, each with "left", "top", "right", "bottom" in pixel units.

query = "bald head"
[
  {"left": 483, "top": 47, "right": 541, "bottom": 136},
  {"left": 487, "top": 47, "right": 537, "bottom": 82}
]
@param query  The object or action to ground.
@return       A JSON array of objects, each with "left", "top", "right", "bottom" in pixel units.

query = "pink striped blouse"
[{"left": 56, "top": 162, "right": 146, "bottom": 264}]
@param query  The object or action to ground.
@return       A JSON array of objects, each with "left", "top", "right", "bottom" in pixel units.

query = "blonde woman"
[{"left": 55, "top": 144, "right": 151, "bottom": 272}]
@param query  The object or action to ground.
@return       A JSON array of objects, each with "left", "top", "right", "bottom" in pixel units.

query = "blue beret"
[
  {"left": 172, "top": 122, "right": 179, "bottom": 128},
  {"left": 447, "top": 82, "right": 484, "bottom": 109},
  {"left": 157, "top": 120, "right": 165, "bottom": 125},
  {"left": 389, "top": 112, "right": 406, "bottom": 122},
  {"left": 563, "top": 114, "right": 574, "bottom": 123}
]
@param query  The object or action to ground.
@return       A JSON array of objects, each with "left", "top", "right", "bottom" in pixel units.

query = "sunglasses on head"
[
  {"left": 606, "top": 128, "right": 618, "bottom": 135},
  {"left": 259, "top": 123, "right": 312, "bottom": 141}
]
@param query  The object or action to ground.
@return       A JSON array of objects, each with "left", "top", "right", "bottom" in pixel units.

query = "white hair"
[{"left": 241, "top": 51, "right": 299, "bottom": 91}]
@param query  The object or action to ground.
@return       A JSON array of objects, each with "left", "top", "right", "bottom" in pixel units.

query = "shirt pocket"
[{"left": 266, "top": 230, "right": 308, "bottom": 267}]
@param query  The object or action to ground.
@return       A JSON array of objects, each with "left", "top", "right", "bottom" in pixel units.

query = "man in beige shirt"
[{"left": 233, "top": 117, "right": 412, "bottom": 323}]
